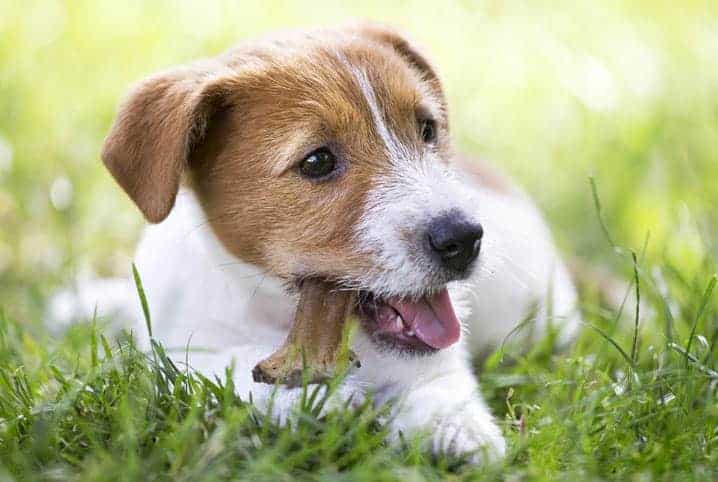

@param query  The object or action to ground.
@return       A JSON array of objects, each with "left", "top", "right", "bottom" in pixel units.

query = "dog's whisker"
[{"left": 248, "top": 273, "right": 267, "bottom": 302}]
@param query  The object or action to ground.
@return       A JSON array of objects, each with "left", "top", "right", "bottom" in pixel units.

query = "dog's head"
[{"left": 103, "top": 24, "right": 485, "bottom": 354}]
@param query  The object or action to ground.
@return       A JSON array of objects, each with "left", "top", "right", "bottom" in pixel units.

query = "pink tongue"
[{"left": 388, "top": 288, "right": 461, "bottom": 349}]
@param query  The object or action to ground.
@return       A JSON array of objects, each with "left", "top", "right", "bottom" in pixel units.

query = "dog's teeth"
[
  {"left": 395, "top": 315, "right": 403, "bottom": 330},
  {"left": 406, "top": 329, "right": 415, "bottom": 337}
]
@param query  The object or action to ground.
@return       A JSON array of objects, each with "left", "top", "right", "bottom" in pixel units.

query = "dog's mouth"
[{"left": 356, "top": 288, "right": 461, "bottom": 354}]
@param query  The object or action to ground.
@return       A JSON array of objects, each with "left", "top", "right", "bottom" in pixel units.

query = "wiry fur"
[{"left": 53, "top": 24, "right": 581, "bottom": 463}]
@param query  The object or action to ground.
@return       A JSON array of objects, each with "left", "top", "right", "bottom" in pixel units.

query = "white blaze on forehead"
[
  {"left": 345, "top": 62, "right": 412, "bottom": 163},
  {"left": 338, "top": 57, "right": 480, "bottom": 298}
]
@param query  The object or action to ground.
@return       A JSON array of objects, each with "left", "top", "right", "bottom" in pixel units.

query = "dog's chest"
[{"left": 133, "top": 191, "right": 296, "bottom": 350}]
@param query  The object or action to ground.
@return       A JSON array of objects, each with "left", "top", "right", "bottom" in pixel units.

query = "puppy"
[{"left": 84, "top": 24, "right": 581, "bottom": 461}]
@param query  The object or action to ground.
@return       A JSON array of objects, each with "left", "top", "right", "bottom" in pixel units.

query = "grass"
[
  {"left": 1, "top": 221, "right": 717, "bottom": 481},
  {"left": 2, "top": 0, "right": 718, "bottom": 480}
]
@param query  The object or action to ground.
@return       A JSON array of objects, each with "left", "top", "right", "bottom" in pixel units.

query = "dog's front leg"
[
  {"left": 249, "top": 379, "right": 367, "bottom": 425},
  {"left": 384, "top": 360, "right": 506, "bottom": 463},
  {"left": 186, "top": 346, "right": 366, "bottom": 425}
]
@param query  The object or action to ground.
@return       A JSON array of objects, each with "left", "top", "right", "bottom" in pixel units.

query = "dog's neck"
[{"left": 168, "top": 188, "right": 294, "bottom": 325}]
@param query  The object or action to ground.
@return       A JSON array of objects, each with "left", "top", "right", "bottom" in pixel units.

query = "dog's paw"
[
  {"left": 428, "top": 410, "right": 506, "bottom": 463},
  {"left": 391, "top": 397, "right": 506, "bottom": 464}
]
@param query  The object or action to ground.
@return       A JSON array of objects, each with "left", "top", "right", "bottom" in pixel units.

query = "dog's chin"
[{"left": 355, "top": 288, "right": 462, "bottom": 356}]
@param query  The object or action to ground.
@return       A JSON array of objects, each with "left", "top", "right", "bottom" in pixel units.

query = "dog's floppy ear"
[
  {"left": 353, "top": 23, "right": 442, "bottom": 88},
  {"left": 101, "top": 63, "right": 232, "bottom": 223}
]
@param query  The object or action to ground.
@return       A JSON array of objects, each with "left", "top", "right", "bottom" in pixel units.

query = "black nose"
[{"left": 426, "top": 212, "right": 483, "bottom": 274}]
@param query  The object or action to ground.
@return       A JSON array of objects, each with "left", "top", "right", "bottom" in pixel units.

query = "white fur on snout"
[
  {"left": 354, "top": 158, "right": 480, "bottom": 299},
  {"left": 346, "top": 61, "right": 480, "bottom": 298}
]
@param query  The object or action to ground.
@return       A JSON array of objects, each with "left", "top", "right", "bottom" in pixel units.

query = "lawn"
[{"left": 1, "top": 1, "right": 718, "bottom": 480}]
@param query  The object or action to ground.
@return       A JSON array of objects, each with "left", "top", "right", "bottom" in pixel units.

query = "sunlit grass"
[
  {"left": 2, "top": 233, "right": 717, "bottom": 480},
  {"left": 1, "top": 0, "right": 718, "bottom": 480}
]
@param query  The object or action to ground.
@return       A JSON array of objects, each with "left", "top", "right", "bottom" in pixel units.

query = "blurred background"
[{"left": 1, "top": 0, "right": 717, "bottom": 323}]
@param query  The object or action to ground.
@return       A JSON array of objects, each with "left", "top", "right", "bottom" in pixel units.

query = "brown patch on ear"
[
  {"left": 352, "top": 23, "right": 441, "bottom": 87},
  {"left": 101, "top": 64, "right": 233, "bottom": 223}
]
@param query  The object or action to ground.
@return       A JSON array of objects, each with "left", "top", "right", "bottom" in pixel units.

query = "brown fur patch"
[{"left": 103, "top": 24, "right": 455, "bottom": 282}]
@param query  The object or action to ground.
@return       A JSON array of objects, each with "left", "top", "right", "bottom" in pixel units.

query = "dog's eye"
[
  {"left": 420, "top": 118, "right": 437, "bottom": 144},
  {"left": 299, "top": 148, "right": 337, "bottom": 180}
]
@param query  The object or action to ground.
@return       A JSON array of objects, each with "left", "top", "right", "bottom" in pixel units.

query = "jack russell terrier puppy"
[{"left": 66, "top": 23, "right": 581, "bottom": 462}]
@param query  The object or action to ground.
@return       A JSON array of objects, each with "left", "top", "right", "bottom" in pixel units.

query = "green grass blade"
[
  {"left": 583, "top": 321, "right": 636, "bottom": 371},
  {"left": 132, "top": 263, "right": 153, "bottom": 339},
  {"left": 90, "top": 306, "right": 98, "bottom": 369},
  {"left": 685, "top": 274, "right": 717, "bottom": 368},
  {"left": 589, "top": 176, "right": 617, "bottom": 250},
  {"left": 630, "top": 250, "right": 641, "bottom": 363},
  {"left": 668, "top": 342, "right": 718, "bottom": 379},
  {"left": 100, "top": 334, "right": 113, "bottom": 360}
]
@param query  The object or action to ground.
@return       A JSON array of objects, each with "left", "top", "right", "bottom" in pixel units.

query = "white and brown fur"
[{"left": 54, "top": 24, "right": 581, "bottom": 462}]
